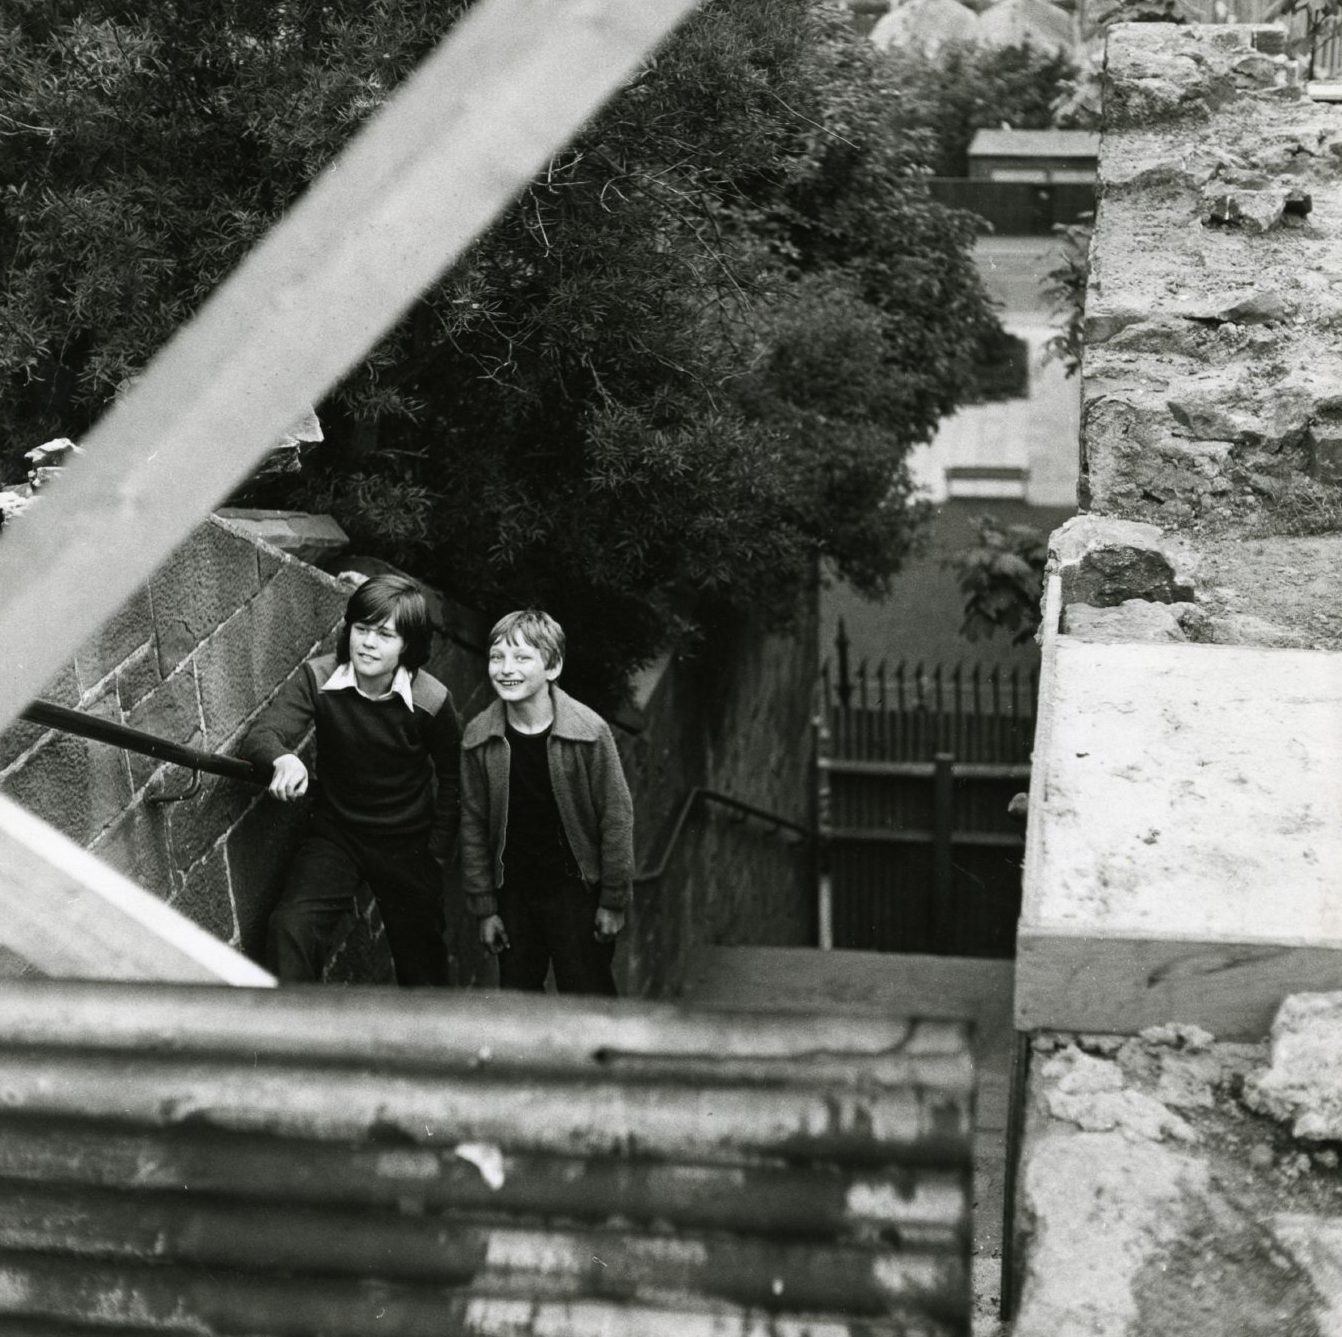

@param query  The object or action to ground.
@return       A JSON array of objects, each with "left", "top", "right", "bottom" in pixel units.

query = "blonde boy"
[{"left": 460, "top": 610, "right": 632, "bottom": 994}]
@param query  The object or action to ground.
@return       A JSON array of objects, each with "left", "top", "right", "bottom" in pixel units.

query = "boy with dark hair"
[
  {"left": 460, "top": 609, "right": 633, "bottom": 996},
  {"left": 241, "top": 573, "right": 461, "bottom": 985}
]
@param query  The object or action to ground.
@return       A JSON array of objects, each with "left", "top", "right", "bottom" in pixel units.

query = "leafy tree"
[
  {"left": 878, "top": 39, "right": 1077, "bottom": 179},
  {"left": 947, "top": 513, "right": 1048, "bottom": 644},
  {"left": 1041, "top": 216, "right": 1091, "bottom": 378},
  {"left": 1265, "top": 0, "right": 1342, "bottom": 79},
  {"left": 0, "top": 0, "right": 1001, "bottom": 704}
]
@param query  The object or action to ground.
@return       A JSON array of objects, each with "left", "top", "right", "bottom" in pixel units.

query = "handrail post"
[
  {"left": 933, "top": 752, "right": 955, "bottom": 946},
  {"left": 815, "top": 705, "right": 834, "bottom": 951},
  {"left": 834, "top": 617, "right": 851, "bottom": 711}
]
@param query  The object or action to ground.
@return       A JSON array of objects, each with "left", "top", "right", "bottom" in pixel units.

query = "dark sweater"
[{"left": 241, "top": 654, "right": 462, "bottom": 856}]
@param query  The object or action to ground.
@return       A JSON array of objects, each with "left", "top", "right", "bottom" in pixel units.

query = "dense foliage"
[
  {"left": 1041, "top": 217, "right": 1091, "bottom": 379},
  {"left": 1265, "top": 0, "right": 1342, "bottom": 78},
  {"left": 0, "top": 0, "right": 1002, "bottom": 703},
  {"left": 947, "top": 513, "right": 1047, "bottom": 645},
  {"left": 878, "top": 38, "right": 1077, "bottom": 178}
]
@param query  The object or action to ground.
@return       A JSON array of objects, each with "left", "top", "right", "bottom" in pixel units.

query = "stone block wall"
[{"left": 0, "top": 515, "right": 350, "bottom": 968}]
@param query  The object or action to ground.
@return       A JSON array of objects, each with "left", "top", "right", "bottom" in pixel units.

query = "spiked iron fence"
[{"left": 818, "top": 622, "right": 1036, "bottom": 957}]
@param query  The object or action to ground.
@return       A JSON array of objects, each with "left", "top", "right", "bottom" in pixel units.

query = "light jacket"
[{"left": 459, "top": 685, "right": 634, "bottom": 917}]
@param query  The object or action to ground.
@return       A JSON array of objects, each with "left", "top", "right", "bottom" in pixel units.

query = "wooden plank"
[
  {"left": 0, "top": 0, "right": 700, "bottom": 736},
  {"left": 1015, "top": 931, "right": 1342, "bottom": 1041},
  {"left": 1015, "top": 572, "right": 1060, "bottom": 1030},
  {"left": 682, "top": 946, "right": 1015, "bottom": 1132},
  {"left": 682, "top": 945, "right": 1014, "bottom": 1030},
  {"left": 0, "top": 796, "right": 273, "bottom": 986}
]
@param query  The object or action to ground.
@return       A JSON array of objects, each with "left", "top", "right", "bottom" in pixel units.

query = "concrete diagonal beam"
[{"left": 0, "top": 0, "right": 700, "bottom": 735}]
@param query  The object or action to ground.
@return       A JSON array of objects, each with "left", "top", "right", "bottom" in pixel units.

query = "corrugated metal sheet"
[{"left": 0, "top": 981, "right": 973, "bottom": 1335}]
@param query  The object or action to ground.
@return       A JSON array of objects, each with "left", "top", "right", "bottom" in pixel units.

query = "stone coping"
[{"left": 1017, "top": 636, "right": 1342, "bottom": 1036}]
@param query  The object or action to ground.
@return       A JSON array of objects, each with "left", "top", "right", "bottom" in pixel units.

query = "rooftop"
[{"left": 969, "top": 128, "right": 1101, "bottom": 159}]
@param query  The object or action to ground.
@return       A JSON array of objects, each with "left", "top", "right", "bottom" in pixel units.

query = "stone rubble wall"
[
  {"left": 1013, "top": 1026, "right": 1342, "bottom": 1337},
  {"left": 1012, "top": 23, "right": 1342, "bottom": 1335},
  {"left": 1082, "top": 23, "right": 1342, "bottom": 536}
]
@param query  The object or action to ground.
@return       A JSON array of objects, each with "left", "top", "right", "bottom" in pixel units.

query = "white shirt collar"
[{"left": 322, "top": 661, "right": 416, "bottom": 711}]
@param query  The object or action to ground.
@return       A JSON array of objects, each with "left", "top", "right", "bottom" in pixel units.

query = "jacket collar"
[{"left": 466, "top": 684, "right": 601, "bottom": 746}]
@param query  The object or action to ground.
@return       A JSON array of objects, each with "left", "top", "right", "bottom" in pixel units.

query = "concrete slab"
[{"left": 1018, "top": 639, "right": 1342, "bottom": 1038}]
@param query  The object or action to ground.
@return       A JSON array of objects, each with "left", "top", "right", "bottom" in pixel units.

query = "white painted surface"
[
  {"left": 0, "top": 795, "right": 275, "bottom": 984},
  {"left": 906, "top": 324, "right": 1080, "bottom": 509},
  {"left": 1026, "top": 639, "right": 1342, "bottom": 943}
]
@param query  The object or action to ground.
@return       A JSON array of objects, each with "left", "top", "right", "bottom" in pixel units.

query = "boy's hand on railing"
[
  {"left": 594, "top": 907, "right": 625, "bottom": 943},
  {"left": 479, "top": 915, "right": 510, "bottom": 954},
  {"left": 269, "top": 754, "right": 309, "bottom": 801}
]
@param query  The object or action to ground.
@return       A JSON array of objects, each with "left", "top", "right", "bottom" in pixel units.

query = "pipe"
[
  {"left": 0, "top": 981, "right": 971, "bottom": 1074},
  {"left": 0, "top": 1183, "right": 968, "bottom": 1318},
  {"left": 0, "top": 1118, "right": 970, "bottom": 1244},
  {"left": 0, "top": 1053, "right": 973, "bottom": 1163}
]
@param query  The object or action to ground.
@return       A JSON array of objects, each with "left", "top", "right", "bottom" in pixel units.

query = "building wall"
[{"left": 620, "top": 595, "right": 820, "bottom": 998}]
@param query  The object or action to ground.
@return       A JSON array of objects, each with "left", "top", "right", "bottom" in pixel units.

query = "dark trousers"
[
  {"left": 266, "top": 809, "right": 448, "bottom": 986},
  {"left": 497, "top": 876, "right": 617, "bottom": 996}
]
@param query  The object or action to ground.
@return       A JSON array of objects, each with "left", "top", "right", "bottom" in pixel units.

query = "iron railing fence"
[
  {"left": 822, "top": 621, "right": 1038, "bottom": 766},
  {"left": 818, "top": 624, "right": 1037, "bottom": 957}
]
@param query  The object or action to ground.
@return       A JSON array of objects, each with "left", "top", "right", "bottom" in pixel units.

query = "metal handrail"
[
  {"left": 18, "top": 704, "right": 812, "bottom": 868},
  {"left": 19, "top": 700, "right": 268, "bottom": 787},
  {"left": 634, "top": 787, "right": 810, "bottom": 886}
]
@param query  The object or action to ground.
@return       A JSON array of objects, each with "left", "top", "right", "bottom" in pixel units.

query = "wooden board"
[
  {"left": 681, "top": 945, "right": 1014, "bottom": 1132},
  {"left": 0, "top": 795, "right": 274, "bottom": 985},
  {"left": 1017, "top": 619, "right": 1342, "bottom": 1039},
  {"left": 1016, "top": 931, "right": 1342, "bottom": 1041}
]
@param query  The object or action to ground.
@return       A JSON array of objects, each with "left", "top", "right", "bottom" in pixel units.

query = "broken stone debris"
[
  {"left": 1200, "top": 185, "right": 1311, "bottom": 231},
  {"left": 1015, "top": 1019, "right": 1342, "bottom": 1337},
  {"left": 1062, "top": 598, "right": 1205, "bottom": 643},
  {"left": 1244, "top": 992, "right": 1342, "bottom": 1141},
  {"left": 1049, "top": 513, "right": 1199, "bottom": 607}
]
